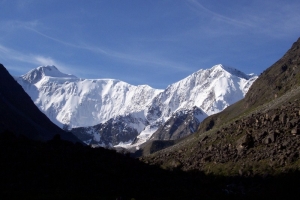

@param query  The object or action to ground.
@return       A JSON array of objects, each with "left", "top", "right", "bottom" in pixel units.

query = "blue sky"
[{"left": 0, "top": 0, "right": 300, "bottom": 89}]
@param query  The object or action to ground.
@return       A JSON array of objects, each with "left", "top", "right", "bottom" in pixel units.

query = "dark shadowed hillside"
[
  {"left": 0, "top": 64, "right": 79, "bottom": 142},
  {"left": 2, "top": 130, "right": 300, "bottom": 199}
]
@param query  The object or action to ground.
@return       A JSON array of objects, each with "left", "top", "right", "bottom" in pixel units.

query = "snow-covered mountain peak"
[
  {"left": 209, "top": 64, "right": 250, "bottom": 80},
  {"left": 17, "top": 64, "right": 258, "bottom": 147},
  {"left": 16, "top": 67, "right": 163, "bottom": 128},
  {"left": 21, "top": 65, "right": 77, "bottom": 84},
  {"left": 146, "top": 64, "right": 258, "bottom": 119}
]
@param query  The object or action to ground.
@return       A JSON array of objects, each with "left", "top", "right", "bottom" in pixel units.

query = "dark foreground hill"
[
  {"left": 1, "top": 130, "right": 300, "bottom": 199},
  {"left": 0, "top": 64, "right": 79, "bottom": 143}
]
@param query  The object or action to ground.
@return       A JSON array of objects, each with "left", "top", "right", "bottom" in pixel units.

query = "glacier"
[
  {"left": 16, "top": 65, "right": 162, "bottom": 128},
  {"left": 16, "top": 64, "right": 258, "bottom": 147}
]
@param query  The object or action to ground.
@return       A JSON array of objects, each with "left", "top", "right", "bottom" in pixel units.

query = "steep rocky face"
[
  {"left": 0, "top": 64, "right": 79, "bottom": 143},
  {"left": 150, "top": 107, "right": 207, "bottom": 141},
  {"left": 71, "top": 114, "right": 146, "bottom": 146},
  {"left": 245, "top": 37, "right": 300, "bottom": 108}
]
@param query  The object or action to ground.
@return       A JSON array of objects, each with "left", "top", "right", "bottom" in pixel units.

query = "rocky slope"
[
  {"left": 141, "top": 89, "right": 300, "bottom": 175},
  {"left": 245, "top": 37, "right": 300, "bottom": 108},
  {"left": 140, "top": 37, "right": 300, "bottom": 176},
  {"left": 0, "top": 64, "right": 80, "bottom": 143}
]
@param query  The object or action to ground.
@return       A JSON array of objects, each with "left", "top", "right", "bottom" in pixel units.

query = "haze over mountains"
[{"left": 16, "top": 64, "right": 257, "bottom": 146}]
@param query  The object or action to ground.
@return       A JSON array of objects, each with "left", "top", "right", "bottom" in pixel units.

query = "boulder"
[
  {"left": 264, "top": 131, "right": 277, "bottom": 144},
  {"left": 236, "top": 134, "right": 253, "bottom": 148},
  {"left": 291, "top": 127, "right": 300, "bottom": 135}
]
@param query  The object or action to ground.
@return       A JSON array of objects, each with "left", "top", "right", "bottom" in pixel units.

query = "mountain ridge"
[
  {"left": 17, "top": 64, "right": 257, "bottom": 146},
  {"left": 21, "top": 65, "right": 77, "bottom": 84}
]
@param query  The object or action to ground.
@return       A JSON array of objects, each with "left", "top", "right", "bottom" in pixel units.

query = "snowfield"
[{"left": 16, "top": 64, "right": 258, "bottom": 147}]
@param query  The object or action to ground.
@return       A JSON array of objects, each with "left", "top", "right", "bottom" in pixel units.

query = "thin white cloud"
[
  {"left": 0, "top": 44, "right": 71, "bottom": 73},
  {"left": 249, "top": 2, "right": 300, "bottom": 38},
  {"left": 80, "top": 43, "right": 191, "bottom": 71},
  {"left": 0, "top": 44, "right": 35, "bottom": 64},
  {"left": 1, "top": 22, "right": 192, "bottom": 81},
  {"left": 23, "top": 25, "right": 92, "bottom": 50},
  {"left": 0, "top": 19, "right": 39, "bottom": 33},
  {"left": 187, "top": 0, "right": 254, "bottom": 28},
  {"left": 11, "top": 22, "right": 192, "bottom": 72},
  {"left": 34, "top": 56, "right": 60, "bottom": 67},
  {"left": 187, "top": 0, "right": 300, "bottom": 38},
  {"left": 0, "top": 20, "right": 83, "bottom": 50}
]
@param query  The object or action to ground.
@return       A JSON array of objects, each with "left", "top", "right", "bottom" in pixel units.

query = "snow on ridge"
[
  {"left": 210, "top": 64, "right": 250, "bottom": 80},
  {"left": 124, "top": 64, "right": 257, "bottom": 146},
  {"left": 17, "top": 66, "right": 163, "bottom": 129},
  {"left": 21, "top": 65, "right": 77, "bottom": 84},
  {"left": 33, "top": 65, "right": 76, "bottom": 78},
  {"left": 17, "top": 64, "right": 258, "bottom": 147},
  {"left": 145, "top": 64, "right": 257, "bottom": 119}
]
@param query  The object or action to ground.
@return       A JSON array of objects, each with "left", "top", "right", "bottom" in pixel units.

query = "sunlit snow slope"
[
  {"left": 16, "top": 66, "right": 162, "bottom": 128},
  {"left": 17, "top": 64, "right": 257, "bottom": 146}
]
